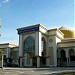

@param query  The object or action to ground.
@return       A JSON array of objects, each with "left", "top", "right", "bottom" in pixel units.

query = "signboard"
[{"left": 18, "top": 26, "right": 39, "bottom": 34}]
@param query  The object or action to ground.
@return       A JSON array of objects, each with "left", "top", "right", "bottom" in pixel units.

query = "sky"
[{"left": 0, "top": 0, "right": 74, "bottom": 45}]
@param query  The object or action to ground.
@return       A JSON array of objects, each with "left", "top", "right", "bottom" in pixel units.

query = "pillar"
[
  {"left": 53, "top": 37, "right": 58, "bottom": 67},
  {"left": 19, "top": 57, "right": 23, "bottom": 67},
  {"left": 25, "top": 53, "right": 27, "bottom": 66},
  {"left": 30, "top": 58, "right": 32, "bottom": 66},
  {"left": 37, "top": 57, "right": 40, "bottom": 67},
  {"left": 35, "top": 32, "right": 41, "bottom": 56},
  {"left": 66, "top": 50, "right": 69, "bottom": 66},
  {"left": 19, "top": 34, "right": 23, "bottom": 67},
  {"left": 46, "top": 58, "right": 49, "bottom": 66},
  {"left": 6, "top": 47, "right": 11, "bottom": 63},
  {"left": 19, "top": 34, "right": 23, "bottom": 56},
  {"left": 53, "top": 47, "right": 57, "bottom": 67}
]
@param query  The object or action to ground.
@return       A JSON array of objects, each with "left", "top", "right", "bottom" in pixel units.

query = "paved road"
[{"left": 0, "top": 67, "right": 75, "bottom": 75}]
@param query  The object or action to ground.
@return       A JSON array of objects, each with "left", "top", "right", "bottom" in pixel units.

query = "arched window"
[
  {"left": 41, "top": 37, "right": 46, "bottom": 56},
  {"left": 61, "top": 50, "right": 66, "bottom": 60},
  {"left": 24, "top": 36, "right": 35, "bottom": 53},
  {"left": 69, "top": 49, "right": 75, "bottom": 61}
]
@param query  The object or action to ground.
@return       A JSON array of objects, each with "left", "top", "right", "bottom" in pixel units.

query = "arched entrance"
[
  {"left": 60, "top": 50, "right": 66, "bottom": 66},
  {"left": 69, "top": 49, "right": 75, "bottom": 66},
  {"left": 23, "top": 36, "right": 36, "bottom": 67}
]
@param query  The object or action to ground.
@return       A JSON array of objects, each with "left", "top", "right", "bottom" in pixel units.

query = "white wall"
[
  {"left": 19, "top": 34, "right": 23, "bottom": 57},
  {"left": 48, "top": 30, "right": 63, "bottom": 66},
  {"left": 39, "top": 26, "right": 47, "bottom": 34},
  {"left": 58, "top": 42, "right": 75, "bottom": 47},
  {"left": 35, "top": 32, "right": 41, "bottom": 56}
]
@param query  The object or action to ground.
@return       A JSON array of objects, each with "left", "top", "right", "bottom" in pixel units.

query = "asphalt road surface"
[
  {"left": 0, "top": 67, "right": 75, "bottom": 75},
  {"left": 0, "top": 69, "right": 45, "bottom": 75}
]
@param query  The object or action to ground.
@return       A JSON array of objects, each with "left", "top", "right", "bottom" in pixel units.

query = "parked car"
[
  {"left": 12, "top": 63, "right": 19, "bottom": 67},
  {"left": 6, "top": 62, "right": 12, "bottom": 67},
  {"left": 6, "top": 62, "right": 19, "bottom": 67}
]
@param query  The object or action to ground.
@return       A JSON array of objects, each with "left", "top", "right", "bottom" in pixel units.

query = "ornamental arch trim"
[{"left": 23, "top": 36, "right": 35, "bottom": 56}]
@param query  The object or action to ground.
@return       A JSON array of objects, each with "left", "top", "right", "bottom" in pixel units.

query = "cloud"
[
  {"left": 0, "top": 0, "right": 10, "bottom": 7},
  {"left": 2, "top": 0, "right": 10, "bottom": 3}
]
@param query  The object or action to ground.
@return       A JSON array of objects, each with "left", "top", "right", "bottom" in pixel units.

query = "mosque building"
[
  {"left": 0, "top": 24, "right": 75, "bottom": 67},
  {"left": 17, "top": 24, "right": 75, "bottom": 67}
]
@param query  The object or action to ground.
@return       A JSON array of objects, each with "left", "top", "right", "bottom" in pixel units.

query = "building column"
[
  {"left": 30, "top": 58, "right": 32, "bottom": 66},
  {"left": 35, "top": 32, "right": 41, "bottom": 56},
  {"left": 19, "top": 34, "right": 23, "bottom": 67},
  {"left": 37, "top": 57, "right": 40, "bottom": 67},
  {"left": 53, "top": 47, "right": 57, "bottom": 67},
  {"left": 66, "top": 50, "right": 69, "bottom": 66},
  {"left": 19, "top": 57, "right": 23, "bottom": 67},
  {"left": 46, "top": 58, "right": 49, "bottom": 66},
  {"left": 53, "top": 37, "right": 58, "bottom": 67},
  {"left": 19, "top": 34, "right": 23, "bottom": 57},
  {"left": 6, "top": 47, "right": 11, "bottom": 63},
  {"left": 25, "top": 53, "right": 27, "bottom": 66},
  {"left": 66, "top": 58, "right": 69, "bottom": 66}
]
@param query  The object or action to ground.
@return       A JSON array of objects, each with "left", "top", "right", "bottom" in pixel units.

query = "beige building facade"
[
  {"left": 0, "top": 43, "right": 18, "bottom": 67},
  {"left": 17, "top": 24, "right": 75, "bottom": 67},
  {"left": 0, "top": 24, "right": 75, "bottom": 67}
]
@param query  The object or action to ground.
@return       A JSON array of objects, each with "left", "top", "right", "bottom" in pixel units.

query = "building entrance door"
[
  {"left": 40, "top": 57, "right": 46, "bottom": 67},
  {"left": 32, "top": 57, "right": 37, "bottom": 67}
]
